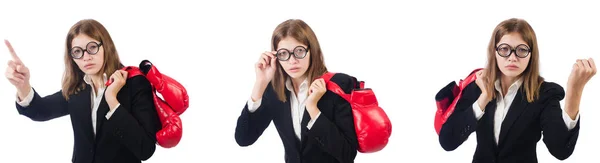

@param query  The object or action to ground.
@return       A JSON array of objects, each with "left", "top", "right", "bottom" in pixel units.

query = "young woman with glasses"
[
  {"left": 234, "top": 19, "right": 359, "bottom": 163},
  {"left": 4, "top": 19, "right": 161, "bottom": 163},
  {"left": 438, "top": 18, "right": 596, "bottom": 163}
]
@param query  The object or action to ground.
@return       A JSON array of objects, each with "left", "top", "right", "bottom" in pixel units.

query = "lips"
[
  {"left": 84, "top": 63, "right": 95, "bottom": 69},
  {"left": 289, "top": 67, "right": 300, "bottom": 72},
  {"left": 506, "top": 64, "right": 519, "bottom": 69}
]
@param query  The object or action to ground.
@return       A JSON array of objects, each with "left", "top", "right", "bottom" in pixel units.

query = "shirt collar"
[
  {"left": 84, "top": 73, "right": 108, "bottom": 87},
  {"left": 494, "top": 77, "right": 523, "bottom": 93},
  {"left": 285, "top": 77, "right": 309, "bottom": 92}
]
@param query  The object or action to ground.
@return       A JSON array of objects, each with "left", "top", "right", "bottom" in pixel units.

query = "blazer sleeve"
[
  {"left": 15, "top": 88, "right": 69, "bottom": 121},
  {"left": 438, "top": 82, "right": 481, "bottom": 151},
  {"left": 540, "top": 82, "right": 580, "bottom": 160},
  {"left": 104, "top": 76, "right": 161, "bottom": 161},
  {"left": 235, "top": 83, "right": 274, "bottom": 146},
  {"left": 305, "top": 73, "right": 358, "bottom": 163}
]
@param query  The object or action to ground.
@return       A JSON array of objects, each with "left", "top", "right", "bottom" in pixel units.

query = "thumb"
[
  {"left": 122, "top": 70, "right": 128, "bottom": 78},
  {"left": 16, "top": 65, "right": 27, "bottom": 73},
  {"left": 270, "top": 56, "right": 276, "bottom": 68}
]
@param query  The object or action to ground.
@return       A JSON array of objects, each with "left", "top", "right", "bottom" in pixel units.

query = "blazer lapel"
[
  {"left": 280, "top": 90, "right": 301, "bottom": 150},
  {"left": 73, "top": 86, "right": 95, "bottom": 143},
  {"left": 300, "top": 108, "right": 310, "bottom": 147},
  {"left": 95, "top": 90, "right": 110, "bottom": 139},
  {"left": 498, "top": 88, "right": 529, "bottom": 146}
]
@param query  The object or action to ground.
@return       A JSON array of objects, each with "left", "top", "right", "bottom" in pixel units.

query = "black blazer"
[
  {"left": 235, "top": 73, "right": 359, "bottom": 163},
  {"left": 439, "top": 81, "right": 580, "bottom": 163},
  {"left": 15, "top": 76, "right": 162, "bottom": 163}
]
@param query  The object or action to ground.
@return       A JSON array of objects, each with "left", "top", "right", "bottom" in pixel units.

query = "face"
[
  {"left": 276, "top": 37, "right": 310, "bottom": 79},
  {"left": 71, "top": 34, "right": 104, "bottom": 76},
  {"left": 495, "top": 32, "right": 531, "bottom": 79}
]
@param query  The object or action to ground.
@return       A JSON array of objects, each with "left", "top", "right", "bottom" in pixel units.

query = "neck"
[
  {"left": 500, "top": 75, "right": 519, "bottom": 96},
  {"left": 90, "top": 74, "right": 104, "bottom": 93},
  {"left": 291, "top": 75, "right": 307, "bottom": 95}
]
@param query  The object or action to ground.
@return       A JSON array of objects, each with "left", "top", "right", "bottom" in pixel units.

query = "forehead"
[
  {"left": 277, "top": 37, "right": 307, "bottom": 50},
  {"left": 498, "top": 33, "right": 527, "bottom": 46},
  {"left": 72, "top": 34, "right": 99, "bottom": 48}
]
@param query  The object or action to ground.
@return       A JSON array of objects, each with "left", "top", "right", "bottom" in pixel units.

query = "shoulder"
[
  {"left": 126, "top": 75, "right": 152, "bottom": 90},
  {"left": 328, "top": 72, "right": 358, "bottom": 94},
  {"left": 538, "top": 81, "right": 565, "bottom": 101}
]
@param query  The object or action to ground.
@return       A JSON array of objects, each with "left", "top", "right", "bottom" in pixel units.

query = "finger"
[
  {"left": 261, "top": 53, "right": 271, "bottom": 65},
  {"left": 15, "top": 65, "right": 28, "bottom": 74},
  {"left": 8, "top": 78, "right": 24, "bottom": 85},
  {"left": 7, "top": 71, "right": 25, "bottom": 81},
  {"left": 10, "top": 72, "right": 25, "bottom": 80},
  {"left": 270, "top": 53, "right": 277, "bottom": 68},
  {"left": 268, "top": 51, "right": 277, "bottom": 58},
  {"left": 7, "top": 60, "right": 17, "bottom": 69},
  {"left": 256, "top": 62, "right": 263, "bottom": 69},
  {"left": 581, "top": 59, "right": 592, "bottom": 71},
  {"left": 575, "top": 59, "right": 584, "bottom": 71},
  {"left": 317, "top": 79, "right": 325, "bottom": 87},
  {"left": 588, "top": 58, "right": 597, "bottom": 75},
  {"left": 121, "top": 70, "right": 129, "bottom": 79},
  {"left": 5, "top": 40, "right": 22, "bottom": 63},
  {"left": 258, "top": 58, "right": 267, "bottom": 69}
]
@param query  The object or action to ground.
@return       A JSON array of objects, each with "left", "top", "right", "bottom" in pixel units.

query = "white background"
[{"left": 0, "top": 0, "right": 598, "bottom": 162}]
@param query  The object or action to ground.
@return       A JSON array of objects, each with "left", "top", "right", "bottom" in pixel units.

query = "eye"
[
  {"left": 88, "top": 45, "right": 98, "bottom": 51},
  {"left": 517, "top": 48, "right": 529, "bottom": 53},
  {"left": 295, "top": 48, "right": 305, "bottom": 53},
  {"left": 72, "top": 49, "right": 82, "bottom": 54}
]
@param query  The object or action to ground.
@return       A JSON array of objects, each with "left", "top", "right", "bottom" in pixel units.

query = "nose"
[
  {"left": 507, "top": 51, "right": 518, "bottom": 62},
  {"left": 81, "top": 51, "right": 93, "bottom": 61},
  {"left": 288, "top": 55, "right": 299, "bottom": 64}
]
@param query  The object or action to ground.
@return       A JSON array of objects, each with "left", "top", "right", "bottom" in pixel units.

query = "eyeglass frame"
[
  {"left": 495, "top": 43, "right": 531, "bottom": 58},
  {"left": 275, "top": 46, "right": 309, "bottom": 61},
  {"left": 70, "top": 41, "right": 103, "bottom": 59}
]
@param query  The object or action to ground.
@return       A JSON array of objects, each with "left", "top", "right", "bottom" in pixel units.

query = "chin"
[
  {"left": 500, "top": 70, "right": 523, "bottom": 78},
  {"left": 82, "top": 69, "right": 100, "bottom": 76}
]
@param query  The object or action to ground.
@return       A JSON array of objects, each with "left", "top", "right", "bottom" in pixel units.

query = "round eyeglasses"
[
  {"left": 276, "top": 46, "right": 309, "bottom": 61},
  {"left": 496, "top": 43, "right": 530, "bottom": 58},
  {"left": 70, "top": 41, "right": 103, "bottom": 59}
]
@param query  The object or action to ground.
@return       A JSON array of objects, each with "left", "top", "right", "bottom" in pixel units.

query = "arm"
[
  {"left": 235, "top": 82, "right": 274, "bottom": 146},
  {"left": 104, "top": 76, "right": 161, "bottom": 160},
  {"left": 541, "top": 83, "right": 580, "bottom": 160},
  {"left": 305, "top": 93, "right": 358, "bottom": 163},
  {"left": 438, "top": 82, "right": 481, "bottom": 151},
  {"left": 15, "top": 87, "right": 69, "bottom": 121},
  {"left": 305, "top": 74, "right": 358, "bottom": 162}
]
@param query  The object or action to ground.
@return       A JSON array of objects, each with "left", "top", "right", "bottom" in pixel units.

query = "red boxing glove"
[
  {"left": 142, "top": 61, "right": 189, "bottom": 115},
  {"left": 154, "top": 93, "right": 183, "bottom": 148}
]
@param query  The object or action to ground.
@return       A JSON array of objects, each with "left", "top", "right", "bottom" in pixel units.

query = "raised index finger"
[{"left": 4, "top": 40, "right": 21, "bottom": 62}]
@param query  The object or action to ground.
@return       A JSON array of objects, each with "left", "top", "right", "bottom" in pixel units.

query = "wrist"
[
  {"left": 477, "top": 94, "right": 489, "bottom": 110},
  {"left": 17, "top": 84, "right": 32, "bottom": 98},
  {"left": 106, "top": 97, "right": 119, "bottom": 110},
  {"left": 251, "top": 81, "right": 269, "bottom": 101},
  {"left": 305, "top": 104, "right": 320, "bottom": 118}
]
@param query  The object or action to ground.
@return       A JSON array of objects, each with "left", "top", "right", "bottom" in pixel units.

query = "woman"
[
  {"left": 4, "top": 19, "right": 161, "bottom": 163},
  {"left": 234, "top": 19, "right": 358, "bottom": 163},
  {"left": 438, "top": 18, "right": 596, "bottom": 163}
]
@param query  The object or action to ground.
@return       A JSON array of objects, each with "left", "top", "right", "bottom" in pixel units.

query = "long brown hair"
[
  {"left": 62, "top": 19, "right": 124, "bottom": 100},
  {"left": 484, "top": 18, "right": 543, "bottom": 103},
  {"left": 271, "top": 19, "right": 328, "bottom": 102}
]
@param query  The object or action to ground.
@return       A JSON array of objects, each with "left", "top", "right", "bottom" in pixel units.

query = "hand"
[
  {"left": 4, "top": 40, "right": 31, "bottom": 99},
  {"left": 474, "top": 69, "right": 491, "bottom": 110},
  {"left": 255, "top": 51, "right": 277, "bottom": 84},
  {"left": 305, "top": 78, "right": 327, "bottom": 118},
  {"left": 105, "top": 70, "right": 128, "bottom": 111},
  {"left": 567, "top": 58, "right": 596, "bottom": 90}
]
